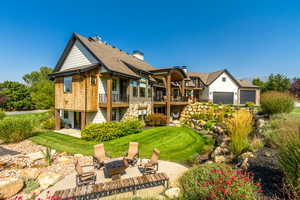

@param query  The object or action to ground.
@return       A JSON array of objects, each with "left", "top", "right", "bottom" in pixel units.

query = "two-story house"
[{"left": 50, "top": 33, "right": 259, "bottom": 130}]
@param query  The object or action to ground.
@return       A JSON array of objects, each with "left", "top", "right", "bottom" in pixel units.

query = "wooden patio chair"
[
  {"left": 125, "top": 142, "right": 139, "bottom": 166},
  {"left": 139, "top": 148, "right": 160, "bottom": 175},
  {"left": 93, "top": 144, "right": 111, "bottom": 169},
  {"left": 74, "top": 159, "right": 96, "bottom": 187}
]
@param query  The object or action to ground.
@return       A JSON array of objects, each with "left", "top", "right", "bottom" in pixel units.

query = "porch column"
[
  {"left": 166, "top": 73, "right": 171, "bottom": 124},
  {"left": 81, "top": 111, "right": 86, "bottom": 129},
  {"left": 106, "top": 77, "right": 112, "bottom": 121},
  {"left": 55, "top": 109, "right": 61, "bottom": 130}
]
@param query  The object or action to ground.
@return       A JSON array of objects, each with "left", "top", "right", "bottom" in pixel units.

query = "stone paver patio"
[{"left": 39, "top": 159, "right": 188, "bottom": 199}]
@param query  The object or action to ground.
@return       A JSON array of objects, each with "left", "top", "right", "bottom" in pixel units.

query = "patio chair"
[
  {"left": 74, "top": 159, "right": 96, "bottom": 187},
  {"left": 93, "top": 144, "right": 111, "bottom": 169},
  {"left": 139, "top": 148, "right": 160, "bottom": 175},
  {"left": 125, "top": 142, "right": 139, "bottom": 166}
]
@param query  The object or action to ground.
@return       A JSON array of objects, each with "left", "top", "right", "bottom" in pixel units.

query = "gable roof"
[
  {"left": 53, "top": 33, "right": 157, "bottom": 78},
  {"left": 188, "top": 69, "right": 259, "bottom": 88},
  {"left": 187, "top": 69, "right": 225, "bottom": 85}
]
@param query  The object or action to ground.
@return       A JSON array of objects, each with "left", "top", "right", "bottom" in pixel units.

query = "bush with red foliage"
[{"left": 180, "top": 163, "right": 262, "bottom": 200}]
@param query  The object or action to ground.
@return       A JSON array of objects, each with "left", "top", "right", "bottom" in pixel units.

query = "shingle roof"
[
  {"left": 75, "top": 34, "right": 157, "bottom": 76},
  {"left": 187, "top": 70, "right": 225, "bottom": 85},
  {"left": 237, "top": 80, "right": 259, "bottom": 88}
]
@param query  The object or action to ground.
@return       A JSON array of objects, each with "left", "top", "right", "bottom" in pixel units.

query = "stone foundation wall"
[{"left": 122, "top": 102, "right": 152, "bottom": 120}]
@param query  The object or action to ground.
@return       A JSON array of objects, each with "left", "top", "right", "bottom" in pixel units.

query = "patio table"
[{"left": 104, "top": 157, "right": 128, "bottom": 180}]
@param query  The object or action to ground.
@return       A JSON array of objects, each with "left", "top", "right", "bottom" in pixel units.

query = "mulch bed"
[{"left": 248, "top": 147, "right": 286, "bottom": 199}]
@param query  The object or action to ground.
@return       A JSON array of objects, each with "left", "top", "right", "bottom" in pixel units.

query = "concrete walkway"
[
  {"left": 40, "top": 159, "right": 188, "bottom": 199},
  {"left": 54, "top": 128, "right": 81, "bottom": 138},
  {"left": 4, "top": 109, "right": 47, "bottom": 115}
]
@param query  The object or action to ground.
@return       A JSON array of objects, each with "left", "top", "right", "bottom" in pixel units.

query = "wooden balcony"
[
  {"left": 153, "top": 96, "right": 190, "bottom": 105},
  {"left": 99, "top": 94, "right": 129, "bottom": 108}
]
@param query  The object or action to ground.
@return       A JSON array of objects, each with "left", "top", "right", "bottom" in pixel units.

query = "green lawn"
[
  {"left": 291, "top": 107, "right": 300, "bottom": 117},
  {"left": 5, "top": 112, "right": 49, "bottom": 129},
  {"left": 30, "top": 126, "right": 213, "bottom": 164}
]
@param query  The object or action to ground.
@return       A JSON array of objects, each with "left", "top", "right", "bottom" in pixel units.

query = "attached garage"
[
  {"left": 240, "top": 90, "right": 256, "bottom": 104},
  {"left": 213, "top": 92, "right": 234, "bottom": 104}
]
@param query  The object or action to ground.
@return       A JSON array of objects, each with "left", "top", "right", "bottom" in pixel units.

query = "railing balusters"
[{"left": 99, "top": 94, "right": 129, "bottom": 104}]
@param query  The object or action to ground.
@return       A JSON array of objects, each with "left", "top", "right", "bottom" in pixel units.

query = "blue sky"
[{"left": 1, "top": 0, "right": 300, "bottom": 82}]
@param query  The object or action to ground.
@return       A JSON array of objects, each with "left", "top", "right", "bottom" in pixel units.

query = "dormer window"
[
  {"left": 64, "top": 76, "right": 72, "bottom": 93},
  {"left": 222, "top": 77, "right": 226, "bottom": 82}
]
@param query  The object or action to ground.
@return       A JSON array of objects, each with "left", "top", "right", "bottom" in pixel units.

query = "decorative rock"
[
  {"left": 240, "top": 152, "right": 255, "bottom": 160},
  {"left": 214, "top": 155, "right": 226, "bottom": 163},
  {"left": 240, "top": 158, "right": 249, "bottom": 170},
  {"left": 165, "top": 187, "right": 180, "bottom": 199},
  {"left": 37, "top": 171, "right": 61, "bottom": 189},
  {"left": 74, "top": 153, "right": 83, "bottom": 158},
  {"left": 19, "top": 168, "right": 41, "bottom": 179},
  {"left": 0, "top": 178, "right": 24, "bottom": 199},
  {"left": 26, "top": 151, "right": 44, "bottom": 162},
  {"left": 57, "top": 156, "right": 74, "bottom": 165}
]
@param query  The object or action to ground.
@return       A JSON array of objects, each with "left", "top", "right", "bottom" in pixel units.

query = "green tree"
[
  {"left": 23, "top": 66, "right": 54, "bottom": 109},
  {"left": 265, "top": 74, "right": 291, "bottom": 92},
  {"left": 252, "top": 78, "right": 266, "bottom": 92},
  {"left": 0, "top": 81, "right": 33, "bottom": 110}
]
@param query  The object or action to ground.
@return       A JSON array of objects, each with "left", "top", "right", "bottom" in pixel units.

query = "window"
[
  {"left": 91, "top": 75, "right": 96, "bottom": 85},
  {"left": 139, "top": 80, "right": 146, "bottom": 98},
  {"left": 64, "top": 77, "right": 72, "bottom": 93},
  {"left": 131, "top": 81, "right": 138, "bottom": 97},
  {"left": 173, "top": 88, "right": 179, "bottom": 98},
  {"left": 63, "top": 110, "right": 69, "bottom": 119},
  {"left": 112, "top": 79, "right": 117, "bottom": 91},
  {"left": 112, "top": 109, "right": 118, "bottom": 121},
  {"left": 222, "top": 77, "right": 226, "bottom": 82},
  {"left": 148, "top": 88, "right": 152, "bottom": 98},
  {"left": 139, "top": 87, "right": 145, "bottom": 97}
]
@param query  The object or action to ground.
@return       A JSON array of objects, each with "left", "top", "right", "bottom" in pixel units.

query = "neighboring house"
[
  {"left": 49, "top": 33, "right": 259, "bottom": 130},
  {"left": 187, "top": 70, "right": 260, "bottom": 105}
]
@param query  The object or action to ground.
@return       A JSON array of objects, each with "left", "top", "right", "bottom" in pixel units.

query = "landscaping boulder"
[
  {"left": 57, "top": 156, "right": 74, "bottom": 165},
  {"left": 214, "top": 155, "right": 226, "bottom": 163},
  {"left": 19, "top": 168, "right": 41, "bottom": 180},
  {"left": 37, "top": 171, "right": 61, "bottom": 189},
  {"left": 26, "top": 151, "right": 44, "bottom": 162},
  {"left": 165, "top": 187, "right": 180, "bottom": 199},
  {"left": 240, "top": 152, "right": 255, "bottom": 160},
  {"left": 0, "top": 178, "right": 24, "bottom": 199}
]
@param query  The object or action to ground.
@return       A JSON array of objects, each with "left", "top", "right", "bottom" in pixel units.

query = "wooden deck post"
[
  {"left": 107, "top": 77, "right": 112, "bottom": 121},
  {"left": 166, "top": 73, "right": 171, "bottom": 124},
  {"left": 81, "top": 111, "right": 86, "bottom": 129},
  {"left": 55, "top": 109, "right": 61, "bottom": 130}
]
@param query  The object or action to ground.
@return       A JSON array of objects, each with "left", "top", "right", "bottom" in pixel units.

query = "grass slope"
[
  {"left": 30, "top": 126, "right": 213, "bottom": 164},
  {"left": 291, "top": 107, "right": 300, "bottom": 117}
]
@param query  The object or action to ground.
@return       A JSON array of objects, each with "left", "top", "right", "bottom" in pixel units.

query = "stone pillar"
[
  {"left": 106, "top": 77, "right": 112, "bottom": 121},
  {"left": 55, "top": 109, "right": 61, "bottom": 130}
]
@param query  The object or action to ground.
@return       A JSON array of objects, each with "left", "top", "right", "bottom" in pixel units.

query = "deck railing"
[{"left": 99, "top": 94, "right": 129, "bottom": 104}]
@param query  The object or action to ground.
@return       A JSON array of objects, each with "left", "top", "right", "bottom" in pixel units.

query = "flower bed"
[{"left": 180, "top": 163, "right": 262, "bottom": 200}]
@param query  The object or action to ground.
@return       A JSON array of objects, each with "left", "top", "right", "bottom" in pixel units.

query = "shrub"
[
  {"left": 261, "top": 91, "right": 294, "bottom": 115},
  {"left": 0, "top": 118, "right": 33, "bottom": 143},
  {"left": 145, "top": 113, "right": 167, "bottom": 126},
  {"left": 41, "top": 147, "right": 54, "bottom": 166},
  {"left": 81, "top": 119, "right": 144, "bottom": 142},
  {"left": 250, "top": 136, "right": 264, "bottom": 152},
  {"left": 41, "top": 118, "right": 55, "bottom": 130},
  {"left": 119, "top": 118, "right": 144, "bottom": 136},
  {"left": 0, "top": 110, "right": 5, "bottom": 120},
  {"left": 245, "top": 101, "right": 255, "bottom": 108},
  {"left": 180, "top": 163, "right": 261, "bottom": 200},
  {"left": 226, "top": 109, "right": 253, "bottom": 155}
]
